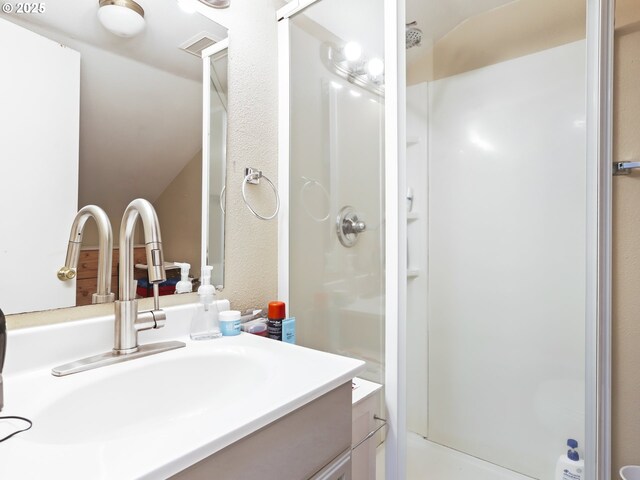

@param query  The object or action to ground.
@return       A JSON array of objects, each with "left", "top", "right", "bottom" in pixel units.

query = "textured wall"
[{"left": 612, "top": 19, "right": 640, "bottom": 475}]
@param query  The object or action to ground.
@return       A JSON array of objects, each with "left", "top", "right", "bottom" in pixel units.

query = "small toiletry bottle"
[
  {"left": 190, "top": 266, "right": 222, "bottom": 340},
  {"left": 282, "top": 317, "right": 296, "bottom": 344},
  {"left": 267, "top": 301, "right": 285, "bottom": 341},
  {"left": 174, "top": 262, "right": 192, "bottom": 294},
  {"left": 554, "top": 438, "right": 584, "bottom": 480},
  {"left": 219, "top": 310, "right": 241, "bottom": 336}
]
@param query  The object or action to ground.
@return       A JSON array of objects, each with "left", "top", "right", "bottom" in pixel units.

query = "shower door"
[{"left": 282, "top": 0, "right": 386, "bottom": 385}]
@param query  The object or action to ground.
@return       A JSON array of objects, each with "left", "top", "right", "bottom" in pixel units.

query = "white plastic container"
[
  {"left": 241, "top": 318, "right": 268, "bottom": 337},
  {"left": 190, "top": 266, "right": 221, "bottom": 340},
  {"left": 554, "top": 439, "right": 584, "bottom": 480},
  {"left": 219, "top": 310, "right": 241, "bottom": 336},
  {"left": 621, "top": 466, "right": 640, "bottom": 480}
]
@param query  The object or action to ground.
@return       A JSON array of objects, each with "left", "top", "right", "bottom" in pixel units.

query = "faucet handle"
[
  {"left": 57, "top": 266, "right": 77, "bottom": 281},
  {"left": 135, "top": 309, "right": 166, "bottom": 332}
]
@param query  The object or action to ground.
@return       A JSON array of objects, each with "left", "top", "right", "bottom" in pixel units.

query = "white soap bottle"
[
  {"left": 554, "top": 439, "right": 584, "bottom": 480},
  {"left": 190, "top": 266, "right": 222, "bottom": 340},
  {"left": 174, "top": 262, "right": 192, "bottom": 294}
]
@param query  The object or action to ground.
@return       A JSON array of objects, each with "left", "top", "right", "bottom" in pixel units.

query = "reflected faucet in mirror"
[
  {"left": 52, "top": 199, "right": 185, "bottom": 376},
  {"left": 57, "top": 205, "right": 115, "bottom": 304}
]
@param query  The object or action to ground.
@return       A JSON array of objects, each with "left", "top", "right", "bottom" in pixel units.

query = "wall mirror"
[
  {"left": 0, "top": 3, "right": 227, "bottom": 315},
  {"left": 201, "top": 40, "right": 229, "bottom": 289}
]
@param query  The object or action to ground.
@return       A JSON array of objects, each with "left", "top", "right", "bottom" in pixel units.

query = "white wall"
[
  {"left": 0, "top": 19, "right": 79, "bottom": 314},
  {"left": 407, "top": 40, "right": 587, "bottom": 479}
]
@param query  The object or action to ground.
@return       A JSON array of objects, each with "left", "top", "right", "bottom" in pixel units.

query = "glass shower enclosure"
[
  {"left": 285, "top": 0, "right": 386, "bottom": 384},
  {"left": 278, "top": 0, "right": 609, "bottom": 479}
]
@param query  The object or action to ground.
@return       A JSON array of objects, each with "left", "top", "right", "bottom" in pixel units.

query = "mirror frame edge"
[{"left": 201, "top": 37, "right": 230, "bottom": 288}]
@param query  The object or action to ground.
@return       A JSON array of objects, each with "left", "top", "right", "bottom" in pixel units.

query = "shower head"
[{"left": 406, "top": 21, "right": 422, "bottom": 49}]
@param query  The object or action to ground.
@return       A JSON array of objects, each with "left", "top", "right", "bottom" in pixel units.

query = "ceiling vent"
[{"left": 179, "top": 32, "right": 218, "bottom": 57}]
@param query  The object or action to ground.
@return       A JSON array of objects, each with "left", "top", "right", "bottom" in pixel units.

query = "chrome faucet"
[
  {"left": 57, "top": 205, "right": 115, "bottom": 304},
  {"left": 52, "top": 199, "right": 185, "bottom": 376},
  {"left": 114, "top": 198, "right": 167, "bottom": 354}
]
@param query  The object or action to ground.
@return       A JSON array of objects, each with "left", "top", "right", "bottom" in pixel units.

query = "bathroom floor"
[{"left": 376, "top": 432, "right": 534, "bottom": 480}]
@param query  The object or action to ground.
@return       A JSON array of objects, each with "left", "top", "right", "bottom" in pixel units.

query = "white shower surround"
[{"left": 407, "top": 40, "right": 587, "bottom": 479}]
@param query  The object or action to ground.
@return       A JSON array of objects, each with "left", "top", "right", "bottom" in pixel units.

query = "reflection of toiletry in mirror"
[{"left": 174, "top": 263, "right": 193, "bottom": 294}]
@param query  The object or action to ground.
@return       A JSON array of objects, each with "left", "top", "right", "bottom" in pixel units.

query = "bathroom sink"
[
  {"left": 27, "top": 347, "right": 271, "bottom": 444},
  {"left": 0, "top": 304, "right": 365, "bottom": 479}
]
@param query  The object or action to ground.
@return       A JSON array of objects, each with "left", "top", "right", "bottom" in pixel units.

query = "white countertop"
[
  {"left": 352, "top": 377, "right": 383, "bottom": 406},
  {"left": 0, "top": 303, "right": 365, "bottom": 479}
]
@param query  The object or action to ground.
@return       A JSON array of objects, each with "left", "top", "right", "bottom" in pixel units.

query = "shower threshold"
[{"left": 376, "top": 432, "right": 536, "bottom": 480}]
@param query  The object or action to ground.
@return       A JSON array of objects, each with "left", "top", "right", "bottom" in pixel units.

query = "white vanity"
[{"left": 0, "top": 303, "right": 364, "bottom": 479}]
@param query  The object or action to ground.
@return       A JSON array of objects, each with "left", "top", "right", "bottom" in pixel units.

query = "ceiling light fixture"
[
  {"left": 98, "top": 0, "right": 145, "bottom": 38},
  {"left": 198, "top": 0, "right": 230, "bottom": 8}
]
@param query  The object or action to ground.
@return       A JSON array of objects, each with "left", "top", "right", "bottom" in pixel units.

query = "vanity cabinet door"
[{"left": 173, "top": 382, "right": 352, "bottom": 480}]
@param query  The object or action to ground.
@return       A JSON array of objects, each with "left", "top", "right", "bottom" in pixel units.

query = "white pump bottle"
[
  {"left": 174, "top": 262, "right": 192, "bottom": 294},
  {"left": 554, "top": 439, "right": 584, "bottom": 480},
  {"left": 190, "top": 266, "right": 221, "bottom": 340}
]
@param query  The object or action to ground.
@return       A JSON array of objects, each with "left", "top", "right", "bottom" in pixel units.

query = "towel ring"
[{"left": 242, "top": 167, "right": 280, "bottom": 221}]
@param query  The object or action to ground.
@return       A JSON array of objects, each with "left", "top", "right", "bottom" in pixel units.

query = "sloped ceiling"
[
  {"left": 406, "top": 0, "right": 516, "bottom": 69},
  {"left": 1, "top": 1, "right": 226, "bottom": 226}
]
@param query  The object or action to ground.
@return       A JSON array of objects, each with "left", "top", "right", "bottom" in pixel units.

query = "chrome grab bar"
[{"left": 614, "top": 161, "right": 640, "bottom": 175}]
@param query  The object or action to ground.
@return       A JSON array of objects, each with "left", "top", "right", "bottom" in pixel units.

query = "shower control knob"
[
  {"left": 349, "top": 219, "right": 367, "bottom": 234},
  {"left": 337, "top": 206, "right": 367, "bottom": 247}
]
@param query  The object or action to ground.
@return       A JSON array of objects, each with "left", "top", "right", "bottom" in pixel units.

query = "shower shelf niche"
[{"left": 407, "top": 211, "right": 419, "bottom": 221}]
